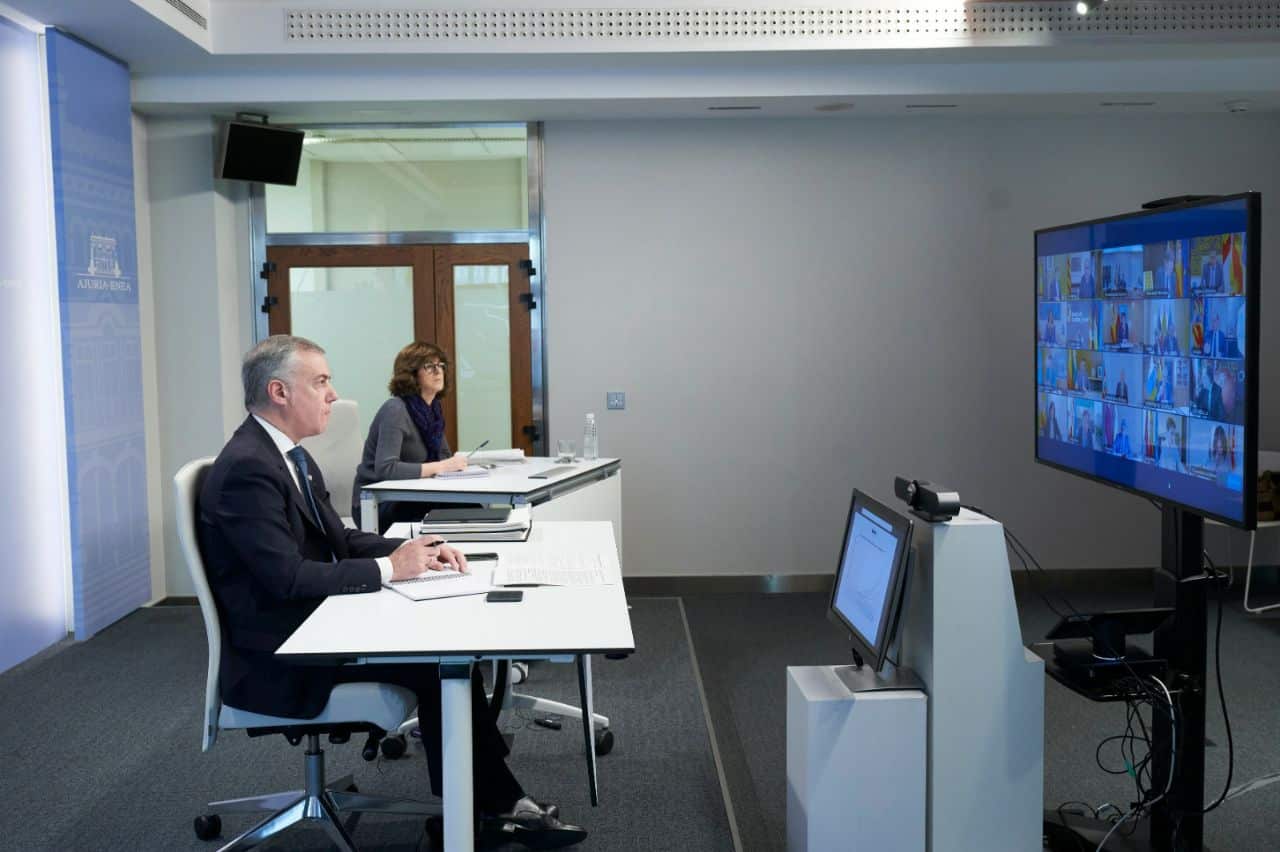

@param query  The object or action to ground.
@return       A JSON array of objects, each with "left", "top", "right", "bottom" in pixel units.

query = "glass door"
[{"left": 264, "top": 243, "right": 535, "bottom": 455}]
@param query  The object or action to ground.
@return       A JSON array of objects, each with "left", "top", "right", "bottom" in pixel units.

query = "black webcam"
[{"left": 894, "top": 477, "right": 961, "bottom": 523}]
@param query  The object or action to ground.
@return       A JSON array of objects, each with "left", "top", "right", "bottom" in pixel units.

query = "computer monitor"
[
  {"left": 828, "top": 490, "right": 915, "bottom": 672},
  {"left": 1035, "top": 193, "right": 1260, "bottom": 528}
]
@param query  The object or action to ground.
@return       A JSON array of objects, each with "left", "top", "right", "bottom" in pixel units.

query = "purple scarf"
[{"left": 401, "top": 395, "right": 445, "bottom": 462}]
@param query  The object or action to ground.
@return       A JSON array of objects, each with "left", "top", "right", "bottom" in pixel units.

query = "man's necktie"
[{"left": 286, "top": 446, "right": 324, "bottom": 528}]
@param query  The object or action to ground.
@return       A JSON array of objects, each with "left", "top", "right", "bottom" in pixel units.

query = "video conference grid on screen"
[{"left": 1036, "top": 198, "right": 1250, "bottom": 521}]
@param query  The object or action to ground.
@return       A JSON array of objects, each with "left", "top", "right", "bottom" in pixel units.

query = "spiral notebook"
[
  {"left": 384, "top": 564, "right": 494, "bottom": 601},
  {"left": 435, "top": 466, "right": 490, "bottom": 480}
]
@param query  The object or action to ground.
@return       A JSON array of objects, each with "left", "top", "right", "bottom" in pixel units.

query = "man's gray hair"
[{"left": 242, "top": 335, "right": 325, "bottom": 412}]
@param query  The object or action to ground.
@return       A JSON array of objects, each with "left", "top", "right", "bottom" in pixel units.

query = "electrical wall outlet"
[{"left": 606, "top": 392, "right": 626, "bottom": 410}]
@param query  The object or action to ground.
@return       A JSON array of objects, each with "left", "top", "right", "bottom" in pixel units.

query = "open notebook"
[{"left": 384, "top": 563, "right": 494, "bottom": 601}]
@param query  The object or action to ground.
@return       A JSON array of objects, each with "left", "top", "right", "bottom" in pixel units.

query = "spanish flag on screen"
[{"left": 1224, "top": 234, "right": 1244, "bottom": 295}]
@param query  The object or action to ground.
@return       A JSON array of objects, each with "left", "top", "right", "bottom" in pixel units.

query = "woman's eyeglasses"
[{"left": 421, "top": 362, "right": 448, "bottom": 374}]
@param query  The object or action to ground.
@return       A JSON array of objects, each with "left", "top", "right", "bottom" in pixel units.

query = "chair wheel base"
[
  {"left": 425, "top": 815, "right": 444, "bottom": 847},
  {"left": 594, "top": 728, "right": 615, "bottom": 756},
  {"left": 194, "top": 813, "right": 222, "bottom": 841},
  {"left": 380, "top": 734, "right": 407, "bottom": 759}
]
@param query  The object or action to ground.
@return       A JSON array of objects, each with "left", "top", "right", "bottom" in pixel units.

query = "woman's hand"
[{"left": 421, "top": 453, "right": 469, "bottom": 478}]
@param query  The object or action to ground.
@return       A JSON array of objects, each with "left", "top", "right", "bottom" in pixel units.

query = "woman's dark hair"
[{"left": 388, "top": 341, "right": 450, "bottom": 398}]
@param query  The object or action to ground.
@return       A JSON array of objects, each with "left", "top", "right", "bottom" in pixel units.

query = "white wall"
[
  {"left": 0, "top": 15, "right": 71, "bottom": 671},
  {"left": 131, "top": 113, "right": 167, "bottom": 603},
  {"left": 144, "top": 115, "right": 253, "bottom": 597},
  {"left": 542, "top": 116, "right": 1280, "bottom": 576}
]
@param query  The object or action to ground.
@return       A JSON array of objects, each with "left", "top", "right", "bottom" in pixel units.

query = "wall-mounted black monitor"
[
  {"left": 828, "top": 490, "right": 915, "bottom": 672},
  {"left": 217, "top": 121, "right": 304, "bottom": 185},
  {"left": 1035, "top": 193, "right": 1260, "bottom": 528}
]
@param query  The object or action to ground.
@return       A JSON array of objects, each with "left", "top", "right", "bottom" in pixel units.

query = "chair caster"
[
  {"left": 424, "top": 814, "right": 443, "bottom": 848},
  {"left": 193, "top": 813, "right": 222, "bottom": 841},
  {"left": 380, "top": 734, "right": 407, "bottom": 759},
  {"left": 594, "top": 728, "right": 615, "bottom": 756}
]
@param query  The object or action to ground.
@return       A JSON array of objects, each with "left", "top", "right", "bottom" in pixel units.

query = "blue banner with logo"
[{"left": 47, "top": 30, "right": 150, "bottom": 638}]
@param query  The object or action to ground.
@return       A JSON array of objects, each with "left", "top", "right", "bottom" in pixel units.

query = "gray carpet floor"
[
  {"left": 0, "top": 598, "right": 732, "bottom": 852},
  {"left": 4, "top": 576, "right": 1278, "bottom": 852},
  {"left": 681, "top": 575, "right": 1280, "bottom": 852}
]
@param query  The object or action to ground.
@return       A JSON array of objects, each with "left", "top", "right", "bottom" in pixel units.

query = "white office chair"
[
  {"left": 300, "top": 398, "right": 361, "bottom": 528},
  {"left": 1241, "top": 450, "right": 1280, "bottom": 613},
  {"left": 175, "top": 458, "right": 439, "bottom": 851}
]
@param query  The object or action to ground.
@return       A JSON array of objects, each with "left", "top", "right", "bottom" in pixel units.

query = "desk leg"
[
  {"left": 576, "top": 654, "right": 599, "bottom": 806},
  {"left": 440, "top": 662, "right": 475, "bottom": 852},
  {"left": 360, "top": 490, "right": 378, "bottom": 534}
]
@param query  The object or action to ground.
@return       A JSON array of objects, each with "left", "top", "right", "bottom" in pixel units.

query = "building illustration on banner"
[
  {"left": 88, "top": 233, "right": 121, "bottom": 277},
  {"left": 77, "top": 233, "right": 132, "bottom": 295}
]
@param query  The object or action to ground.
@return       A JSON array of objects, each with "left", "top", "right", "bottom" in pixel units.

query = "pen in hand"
[{"left": 466, "top": 439, "right": 490, "bottom": 459}]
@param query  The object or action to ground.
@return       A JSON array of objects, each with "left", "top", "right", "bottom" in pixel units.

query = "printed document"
[{"left": 493, "top": 551, "right": 614, "bottom": 587}]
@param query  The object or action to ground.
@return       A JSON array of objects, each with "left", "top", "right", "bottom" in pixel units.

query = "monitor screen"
[
  {"left": 218, "top": 121, "right": 304, "bottom": 186},
  {"left": 829, "top": 490, "right": 915, "bottom": 672},
  {"left": 1035, "top": 194, "right": 1259, "bottom": 527}
]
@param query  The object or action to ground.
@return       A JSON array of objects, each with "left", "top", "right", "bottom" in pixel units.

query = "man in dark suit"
[
  {"left": 1205, "top": 313, "right": 1231, "bottom": 358},
  {"left": 199, "top": 335, "right": 585, "bottom": 849}
]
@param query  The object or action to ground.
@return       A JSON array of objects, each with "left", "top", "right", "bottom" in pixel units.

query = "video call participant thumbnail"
[
  {"left": 1143, "top": 356, "right": 1190, "bottom": 411},
  {"left": 1142, "top": 240, "right": 1183, "bottom": 298},
  {"left": 1038, "top": 392, "right": 1069, "bottom": 442},
  {"left": 1103, "top": 403, "right": 1143, "bottom": 460},
  {"left": 1186, "top": 418, "right": 1243, "bottom": 489},
  {"left": 1143, "top": 299, "right": 1190, "bottom": 357},
  {"left": 1101, "top": 353, "right": 1142, "bottom": 404},
  {"left": 1189, "top": 359, "right": 1245, "bottom": 426},
  {"left": 1069, "top": 349, "right": 1104, "bottom": 398},
  {"left": 1070, "top": 399, "right": 1103, "bottom": 451},
  {"left": 1101, "top": 301, "right": 1142, "bottom": 351},
  {"left": 1038, "top": 348, "right": 1068, "bottom": 392}
]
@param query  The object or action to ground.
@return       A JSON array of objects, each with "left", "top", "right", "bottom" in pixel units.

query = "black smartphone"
[
  {"left": 464, "top": 552, "right": 499, "bottom": 561},
  {"left": 486, "top": 590, "right": 523, "bottom": 603}
]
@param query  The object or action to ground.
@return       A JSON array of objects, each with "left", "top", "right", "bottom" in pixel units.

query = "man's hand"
[
  {"left": 424, "top": 539, "right": 470, "bottom": 574},
  {"left": 389, "top": 538, "right": 470, "bottom": 581},
  {"left": 389, "top": 537, "right": 446, "bottom": 581}
]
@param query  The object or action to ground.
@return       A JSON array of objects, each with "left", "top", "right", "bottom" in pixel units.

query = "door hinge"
[
  {"left": 260, "top": 295, "right": 278, "bottom": 314},
  {"left": 259, "top": 261, "right": 277, "bottom": 280},
  {"left": 519, "top": 293, "right": 537, "bottom": 311},
  {"left": 522, "top": 423, "right": 542, "bottom": 443},
  {"left": 519, "top": 259, "right": 536, "bottom": 277}
]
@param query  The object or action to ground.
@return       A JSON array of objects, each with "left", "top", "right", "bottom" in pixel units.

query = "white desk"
[
  {"left": 276, "top": 522, "right": 634, "bottom": 852},
  {"left": 359, "top": 456, "right": 621, "bottom": 533}
]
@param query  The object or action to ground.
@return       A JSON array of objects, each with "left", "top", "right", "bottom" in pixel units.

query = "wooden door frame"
[
  {"left": 264, "top": 242, "right": 535, "bottom": 455},
  {"left": 432, "top": 244, "right": 534, "bottom": 455},
  {"left": 264, "top": 245, "right": 437, "bottom": 342}
]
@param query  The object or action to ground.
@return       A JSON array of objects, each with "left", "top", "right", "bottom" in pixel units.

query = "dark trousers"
[{"left": 329, "top": 663, "right": 524, "bottom": 813}]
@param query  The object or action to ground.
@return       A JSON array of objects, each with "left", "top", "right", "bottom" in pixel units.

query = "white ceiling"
[{"left": 5, "top": 0, "right": 1280, "bottom": 120}]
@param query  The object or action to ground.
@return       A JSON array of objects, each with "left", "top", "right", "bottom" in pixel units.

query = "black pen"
[{"left": 466, "top": 439, "right": 490, "bottom": 459}]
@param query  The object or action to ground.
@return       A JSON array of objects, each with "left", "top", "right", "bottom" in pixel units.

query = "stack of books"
[{"left": 416, "top": 505, "right": 532, "bottom": 542}]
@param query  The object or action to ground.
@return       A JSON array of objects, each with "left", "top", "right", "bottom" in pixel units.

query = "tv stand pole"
[{"left": 1150, "top": 506, "right": 1210, "bottom": 850}]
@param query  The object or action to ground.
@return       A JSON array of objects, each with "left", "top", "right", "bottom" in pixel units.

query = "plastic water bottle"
[{"left": 582, "top": 413, "right": 599, "bottom": 460}]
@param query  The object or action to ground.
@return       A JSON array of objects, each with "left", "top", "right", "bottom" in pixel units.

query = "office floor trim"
[{"left": 678, "top": 596, "right": 745, "bottom": 852}]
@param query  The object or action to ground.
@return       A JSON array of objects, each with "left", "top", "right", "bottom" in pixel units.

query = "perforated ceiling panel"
[{"left": 283, "top": 4, "right": 1280, "bottom": 45}]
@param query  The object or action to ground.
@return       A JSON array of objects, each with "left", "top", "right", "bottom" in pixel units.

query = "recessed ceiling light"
[
  {"left": 1225, "top": 100, "right": 1251, "bottom": 113},
  {"left": 815, "top": 102, "right": 855, "bottom": 112},
  {"left": 707, "top": 105, "right": 762, "bottom": 111}
]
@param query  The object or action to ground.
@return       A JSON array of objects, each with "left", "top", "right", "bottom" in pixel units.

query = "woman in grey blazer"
[{"left": 352, "top": 341, "right": 468, "bottom": 531}]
